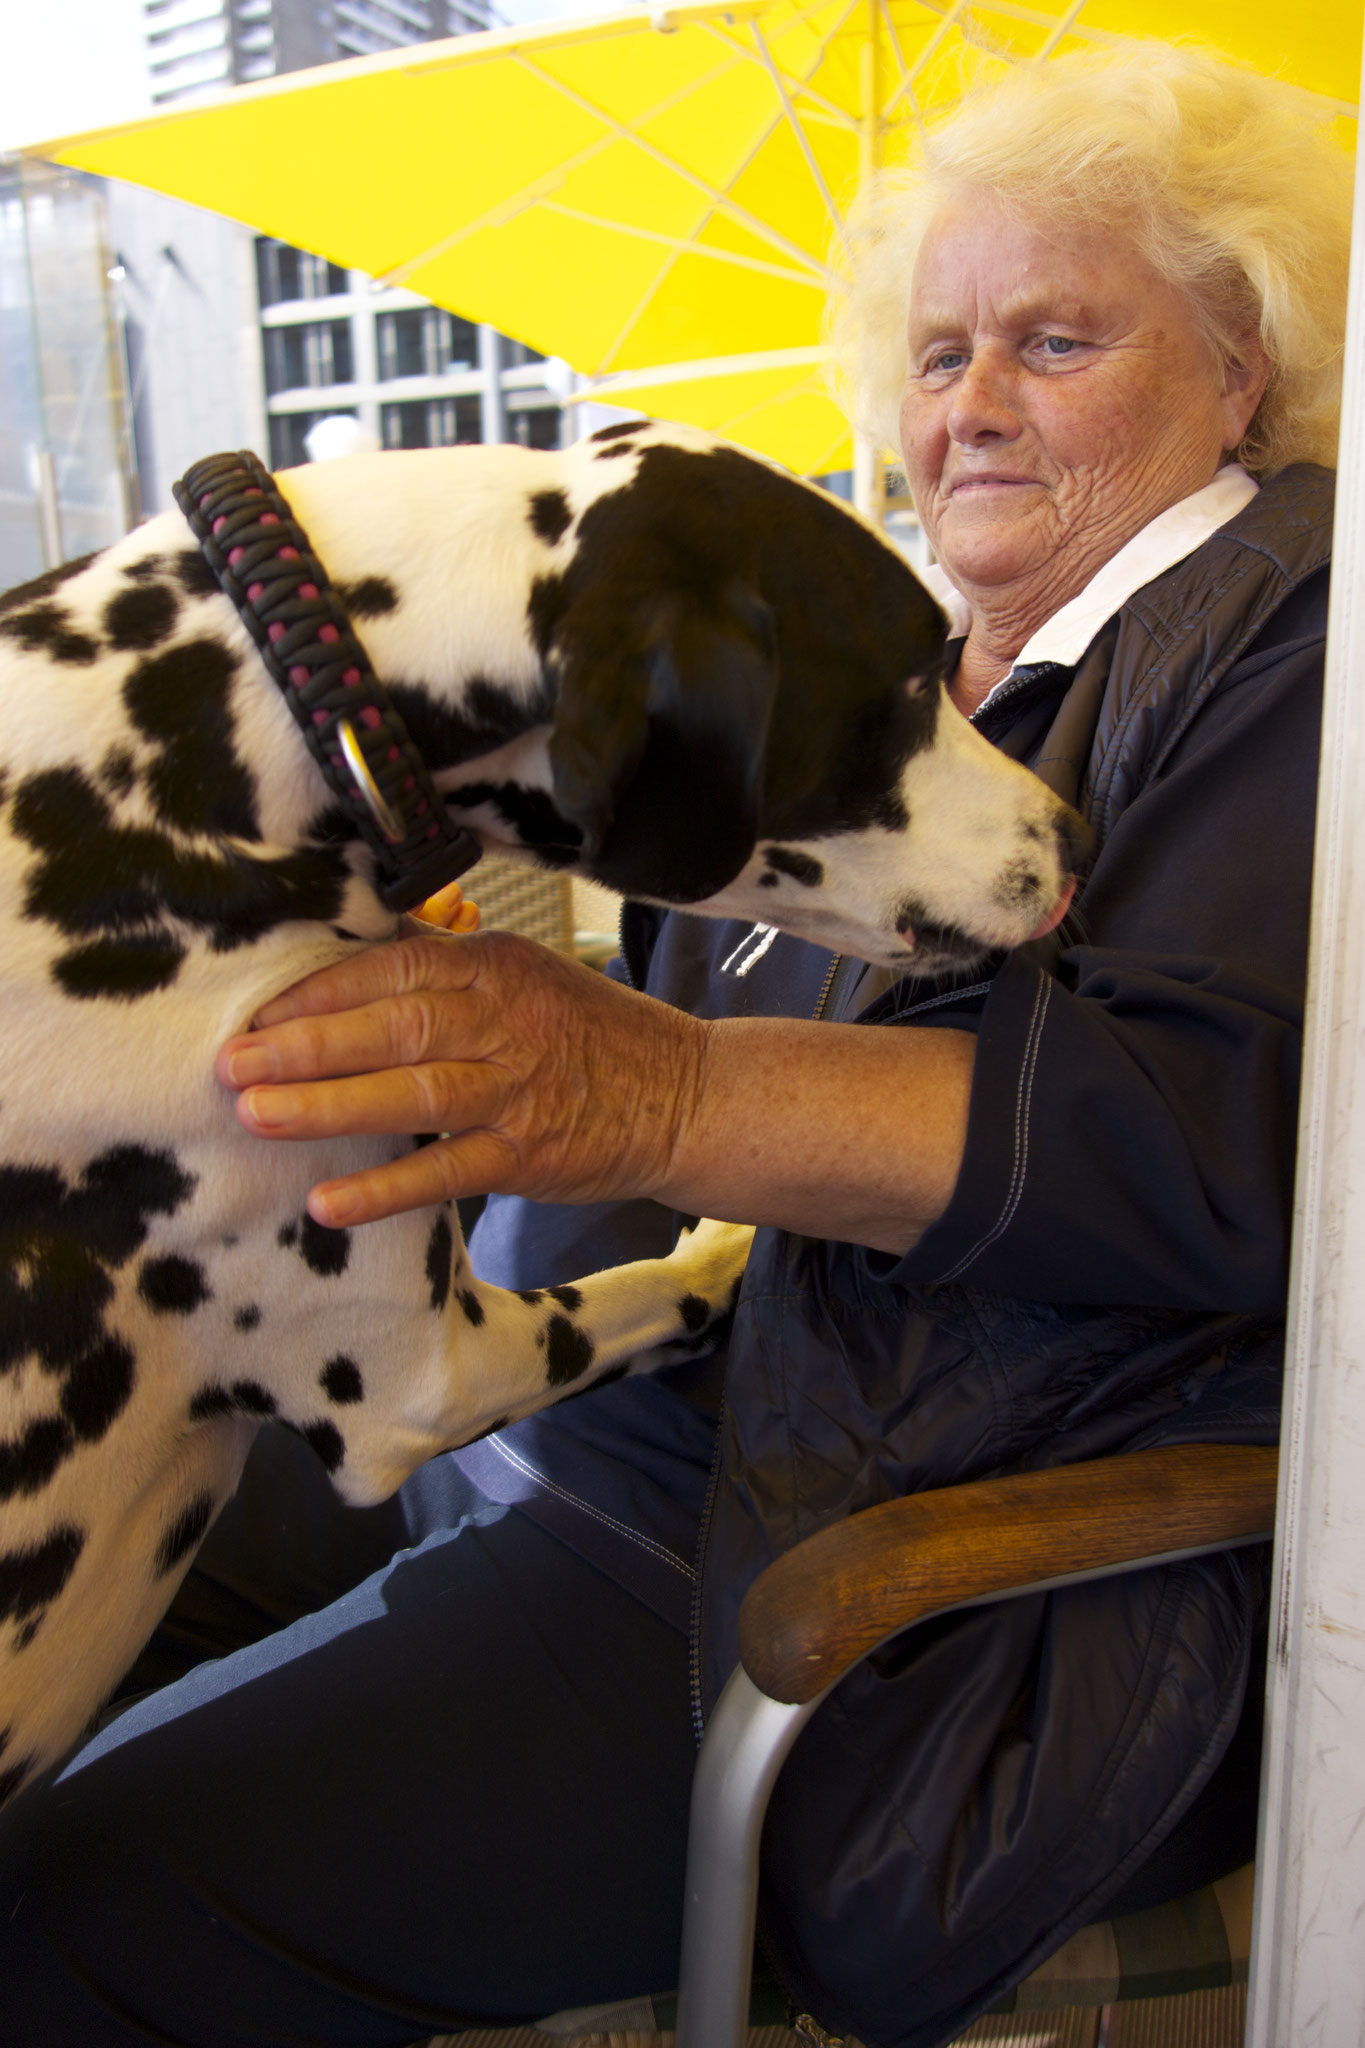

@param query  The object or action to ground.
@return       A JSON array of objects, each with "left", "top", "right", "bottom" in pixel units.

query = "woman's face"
[{"left": 898, "top": 193, "right": 1266, "bottom": 613}]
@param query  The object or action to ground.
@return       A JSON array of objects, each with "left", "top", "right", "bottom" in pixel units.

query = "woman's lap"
[{"left": 0, "top": 1428, "right": 698, "bottom": 2048}]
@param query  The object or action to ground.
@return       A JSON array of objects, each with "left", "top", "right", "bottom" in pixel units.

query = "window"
[
  {"left": 256, "top": 239, "right": 349, "bottom": 308},
  {"left": 376, "top": 307, "right": 478, "bottom": 381},
  {"left": 504, "top": 338, "right": 546, "bottom": 368},
  {"left": 507, "top": 405, "right": 561, "bottom": 451},
  {"left": 267, "top": 410, "right": 357, "bottom": 469},
  {"left": 263, "top": 321, "right": 354, "bottom": 395},
  {"left": 381, "top": 396, "right": 483, "bottom": 448}
]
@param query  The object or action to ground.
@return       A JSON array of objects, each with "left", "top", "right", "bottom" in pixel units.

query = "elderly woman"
[{"left": 0, "top": 40, "right": 1350, "bottom": 2048}]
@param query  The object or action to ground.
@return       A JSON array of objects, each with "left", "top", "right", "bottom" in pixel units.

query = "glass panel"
[{"left": 0, "top": 162, "right": 133, "bottom": 591}]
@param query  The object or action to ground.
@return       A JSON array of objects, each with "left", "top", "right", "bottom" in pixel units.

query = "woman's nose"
[{"left": 947, "top": 352, "right": 1022, "bottom": 445}]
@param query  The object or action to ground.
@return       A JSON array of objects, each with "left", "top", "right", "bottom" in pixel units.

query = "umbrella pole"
[{"left": 853, "top": 0, "right": 884, "bottom": 525}]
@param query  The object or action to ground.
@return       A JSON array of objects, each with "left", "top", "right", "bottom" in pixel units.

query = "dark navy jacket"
[{"left": 464, "top": 464, "right": 1331, "bottom": 2046}]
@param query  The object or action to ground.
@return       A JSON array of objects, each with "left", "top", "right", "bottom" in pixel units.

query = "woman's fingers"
[
  {"left": 234, "top": 1056, "right": 507, "bottom": 1145},
  {"left": 309, "top": 1132, "right": 514, "bottom": 1229},
  {"left": 217, "top": 928, "right": 711, "bottom": 1222}
]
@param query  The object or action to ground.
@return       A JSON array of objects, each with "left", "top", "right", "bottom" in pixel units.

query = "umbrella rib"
[
  {"left": 375, "top": 48, "right": 758, "bottom": 286},
  {"left": 537, "top": 203, "right": 825, "bottom": 286},
  {"left": 1035, "top": 0, "right": 1088, "bottom": 60},
  {"left": 700, "top": 3, "right": 862, "bottom": 133},
  {"left": 595, "top": 3, "right": 861, "bottom": 374},
  {"left": 750, "top": 21, "right": 852, "bottom": 253},
  {"left": 510, "top": 49, "right": 840, "bottom": 283},
  {"left": 882, "top": 0, "right": 970, "bottom": 120}
]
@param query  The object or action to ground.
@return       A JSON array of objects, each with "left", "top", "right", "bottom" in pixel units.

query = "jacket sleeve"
[{"left": 883, "top": 611, "right": 1324, "bottom": 1313}]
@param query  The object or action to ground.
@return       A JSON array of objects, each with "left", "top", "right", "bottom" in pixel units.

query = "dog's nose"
[{"left": 1026, "top": 872, "right": 1075, "bottom": 941}]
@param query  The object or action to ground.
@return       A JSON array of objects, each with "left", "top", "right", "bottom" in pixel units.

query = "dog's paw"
[{"left": 656, "top": 1216, "right": 754, "bottom": 1353}]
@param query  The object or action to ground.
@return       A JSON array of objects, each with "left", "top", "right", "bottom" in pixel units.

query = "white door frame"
[{"left": 1246, "top": 27, "right": 1365, "bottom": 2043}]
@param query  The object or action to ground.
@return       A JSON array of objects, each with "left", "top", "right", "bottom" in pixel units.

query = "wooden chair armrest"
[{"left": 738, "top": 1443, "right": 1278, "bottom": 1705}]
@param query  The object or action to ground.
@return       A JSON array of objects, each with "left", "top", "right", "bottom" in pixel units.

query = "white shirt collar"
[{"left": 920, "top": 464, "right": 1260, "bottom": 708}]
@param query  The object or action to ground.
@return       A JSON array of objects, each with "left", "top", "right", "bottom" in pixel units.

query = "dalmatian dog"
[{"left": 0, "top": 420, "right": 1085, "bottom": 1802}]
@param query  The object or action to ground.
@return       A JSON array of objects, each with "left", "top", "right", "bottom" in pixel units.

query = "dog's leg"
[{"left": 328, "top": 1217, "right": 754, "bottom": 1503}]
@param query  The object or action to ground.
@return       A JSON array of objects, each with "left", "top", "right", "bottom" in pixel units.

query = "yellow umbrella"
[{"left": 31, "top": 0, "right": 1361, "bottom": 477}]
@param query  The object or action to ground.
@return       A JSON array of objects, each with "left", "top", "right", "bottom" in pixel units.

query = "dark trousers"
[{"left": 0, "top": 1428, "right": 698, "bottom": 2047}]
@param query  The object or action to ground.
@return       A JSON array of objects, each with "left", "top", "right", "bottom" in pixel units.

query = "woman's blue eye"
[{"left": 1042, "top": 335, "right": 1078, "bottom": 355}]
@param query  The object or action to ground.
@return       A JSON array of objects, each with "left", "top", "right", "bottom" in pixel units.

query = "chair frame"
[{"left": 673, "top": 1443, "right": 1278, "bottom": 2048}]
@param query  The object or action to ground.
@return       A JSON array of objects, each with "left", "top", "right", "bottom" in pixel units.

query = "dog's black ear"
[{"left": 548, "top": 577, "right": 779, "bottom": 903}]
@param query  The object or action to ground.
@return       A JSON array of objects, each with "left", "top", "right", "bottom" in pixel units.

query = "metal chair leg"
[{"left": 674, "top": 1665, "right": 826, "bottom": 2048}]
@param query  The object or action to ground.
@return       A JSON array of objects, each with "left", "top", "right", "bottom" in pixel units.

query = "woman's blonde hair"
[{"left": 831, "top": 41, "right": 1354, "bottom": 475}]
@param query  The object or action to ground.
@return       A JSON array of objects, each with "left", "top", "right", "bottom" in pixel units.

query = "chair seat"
[{"left": 423, "top": 1860, "right": 1253, "bottom": 2046}]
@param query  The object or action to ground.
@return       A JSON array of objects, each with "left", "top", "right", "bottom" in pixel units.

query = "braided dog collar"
[{"left": 173, "top": 450, "right": 482, "bottom": 914}]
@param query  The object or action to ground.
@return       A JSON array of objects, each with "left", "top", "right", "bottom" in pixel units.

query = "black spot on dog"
[
  {"left": 138, "top": 1255, "right": 211, "bottom": 1314},
  {"left": 100, "top": 747, "right": 138, "bottom": 798},
  {"left": 188, "top": 1379, "right": 276, "bottom": 1421},
  {"left": 457, "top": 1288, "right": 485, "bottom": 1328},
  {"left": 154, "top": 1492, "right": 215, "bottom": 1576},
  {"left": 547, "top": 1283, "right": 582, "bottom": 1311},
  {"left": 758, "top": 872, "right": 778, "bottom": 889},
  {"left": 173, "top": 549, "right": 221, "bottom": 599},
  {"left": 61, "top": 1336, "right": 135, "bottom": 1444},
  {"left": 595, "top": 443, "right": 637, "bottom": 461},
  {"left": 13, "top": 766, "right": 348, "bottom": 995},
  {"left": 529, "top": 490, "right": 572, "bottom": 546},
  {"left": 188, "top": 1385, "right": 232, "bottom": 1420},
  {"left": 447, "top": 781, "right": 580, "bottom": 864},
  {"left": 0, "top": 1525, "right": 83, "bottom": 1627},
  {"left": 517, "top": 1289, "right": 544, "bottom": 1306},
  {"left": 277, "top": 1221, "right": 299, "bottom": 1249},
  {"left": 527, "top": 573, "right": 567, "bottom": 660},
  {"left": 298, "top": 1212, "right": 350, "bottom": 1277},
  {"left": 301, "top": 1419, "right": 344, "bottom": 1473},
  {"left": 0, "top": 554, "right": 95, "bottom": 615},
  {"left": 0, "top": 603, "right": 99, "bottom": 665},
  {"left": 589, "top": 421, "right": 639, "bottom": 445},
  {"left": 104, "top": 582, "right": 180, "bottom": 652},
  {"left": 123, "top": 554, "right": 170, "bottom": 583},
  {"left": 385, "top": 676, "right": 555, "bottom": 775},
  {"left": 425, "top": 1212, "right": 453, "bottom": 1311},
  {"left": 764, "top": 846, "right": 824, "bottom": 888},
  {"left": 233, "top": 1304, "right": 261, "bottom": 1332},
  {"left": 677, "top": 1293, "right": 711, "bottom": 1333},
  {"left": 307, "top": 802, "right": 359, "bottom": 847},
  {"left": 123, "top": 639, "right": 259, "bottom": 841},
  {"left": 335, "top": 575, "right": 398, "bottom": 618},
  {"left": 55, "top": 932, "right": 188, "bottom": 1001},
  {"left": 0, "top": 1419, "right": 77, "bottom": 1500},
  {"left": 320, "top": 1356, "right": 364, "bottom": 1404},
  {"left": 230, "top": 1380, "right": 276, "bottom": 1415},
  {"left": 544, "top": 1314, "right": 595, "bottom": 1387},
  {"left": 0, "top": 1146, "right": 195, "bottom": 1494}
]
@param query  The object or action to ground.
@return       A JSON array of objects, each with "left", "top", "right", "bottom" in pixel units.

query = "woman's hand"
[{"left": 216, "top": 931, "right": 709, "bottom": 1229}]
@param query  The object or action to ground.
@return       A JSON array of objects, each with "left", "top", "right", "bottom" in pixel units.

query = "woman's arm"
[{"left": 216, "top": 930, "right": 973, "bottom": 1254}]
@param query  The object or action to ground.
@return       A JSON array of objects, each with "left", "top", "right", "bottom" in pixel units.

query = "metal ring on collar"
[{"left": 337, "top": 718, "right": 406, "bottom": 845}]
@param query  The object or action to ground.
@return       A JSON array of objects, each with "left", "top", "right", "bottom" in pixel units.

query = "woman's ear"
[{"left": 1220, "top": 338, "right": 1273, "bottom": 451}]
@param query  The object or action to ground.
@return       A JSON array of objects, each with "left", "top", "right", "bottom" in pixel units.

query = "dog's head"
[{"left": 538, "top": 436, "right": 1087, "bottom": 973}]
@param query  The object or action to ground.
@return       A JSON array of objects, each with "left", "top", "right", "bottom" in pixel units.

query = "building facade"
[
  {"left": 146, "top": 0, "right": 492, "bottom": 106},
  {"left": 107, "top": 0, "right": 562, "bottom": 520}
]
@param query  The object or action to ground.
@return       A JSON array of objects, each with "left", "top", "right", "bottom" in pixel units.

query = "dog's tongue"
[{"left": 1027, "top": 874, "right": 1076, "bottom": 941}]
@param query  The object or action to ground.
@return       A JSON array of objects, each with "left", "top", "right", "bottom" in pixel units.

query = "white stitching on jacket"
[
  {"left": 486, "top": 1435, "right": 695, "bottom": 1580},
  {"left": 935, "top": 973, "right": 1053, "bottom": 1284}
]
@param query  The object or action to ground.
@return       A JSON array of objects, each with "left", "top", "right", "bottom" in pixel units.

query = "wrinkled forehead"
[{"left": 906, "top": 195, "right": 1169, "bottom": 347}]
